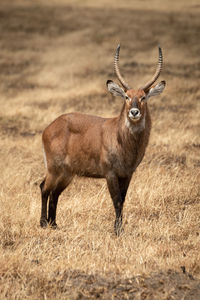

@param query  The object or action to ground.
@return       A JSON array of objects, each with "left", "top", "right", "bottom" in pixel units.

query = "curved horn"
[
  {"left": 140, "top": 46, "right": 163, "bottom": 92},
  {"left": 114, "top": 44, "right": 131, "bottom": 91}
]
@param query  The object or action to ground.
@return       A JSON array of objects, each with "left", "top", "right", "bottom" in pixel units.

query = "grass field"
[{"left": 0, "top": 0, "right": 200, "bottom": 298}]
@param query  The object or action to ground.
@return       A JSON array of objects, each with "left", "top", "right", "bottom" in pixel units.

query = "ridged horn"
[
  {"left": 140, "top": 46, "right": 163, "bottom": 92},
  {"left": 114, "top": 44, "right": 131, "bottom": 91}
]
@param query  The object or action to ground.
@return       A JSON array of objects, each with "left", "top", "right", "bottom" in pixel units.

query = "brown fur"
[
  {"left": 40, "top": 88, "right": 152, "bottom": 234},
  {"left": 39, "top": 42, "right": 166, "bottom": 234}
]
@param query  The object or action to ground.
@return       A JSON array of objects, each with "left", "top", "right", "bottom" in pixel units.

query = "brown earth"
[{"left": 0, "top": 0, "right": 200, "bottom": 299}]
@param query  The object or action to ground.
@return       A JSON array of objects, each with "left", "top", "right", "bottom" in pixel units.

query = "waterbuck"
[{"left": 40, "top": 45, "right": 166, "bottom": 235}]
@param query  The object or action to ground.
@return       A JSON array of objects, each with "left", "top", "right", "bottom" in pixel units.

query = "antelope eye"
[{"left": 140, "top": 96, "right": 146, "bottom": 101}]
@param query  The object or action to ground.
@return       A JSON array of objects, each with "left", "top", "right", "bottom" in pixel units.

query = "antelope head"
[{"left": 107, "top": 45, "right": 166, "bottom": 123}]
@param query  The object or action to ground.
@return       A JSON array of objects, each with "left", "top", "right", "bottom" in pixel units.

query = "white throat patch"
[{"left": 125, "top": 117, "right": 145, "bottom": 134}]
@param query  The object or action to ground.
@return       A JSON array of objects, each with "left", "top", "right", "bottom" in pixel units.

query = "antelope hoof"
[
  {"left": 40, "top": 218, "right": 48, "bottom": 228},
  {"left": 50, "top": 221, "right": 57, "bottom": 229},
  {"left": 48, "top": 219, "right": 57, "bottom": 229},
  {"left": 115, "top": 226, "right": 124, "bottom": 237},
  {"left": 114, "top": 222, "right": 124, "bottom": 236}
]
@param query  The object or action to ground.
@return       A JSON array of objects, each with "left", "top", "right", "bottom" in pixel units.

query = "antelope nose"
[{"left": 130, "top": 108, "right": 140, "bottom": 117}]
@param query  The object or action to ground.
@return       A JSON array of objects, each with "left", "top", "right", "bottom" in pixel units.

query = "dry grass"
[{"left": 0, "top": 0, "right": 200, "bottom": 298}]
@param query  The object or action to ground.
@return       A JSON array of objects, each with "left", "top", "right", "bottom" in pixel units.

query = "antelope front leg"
[
  {"left": 106, "top": 174, "right": 125, "bottom": 236},
  {"left": 118, "top": 177, "right": 131, "bottom": 203}
]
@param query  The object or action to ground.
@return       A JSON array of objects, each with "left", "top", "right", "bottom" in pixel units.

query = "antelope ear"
[
  {"left": 106, "top": 80, "right": 127, "bottom": 99},
  {"left": 146, "top": 80, "right": 166, "bottom": 99}
]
